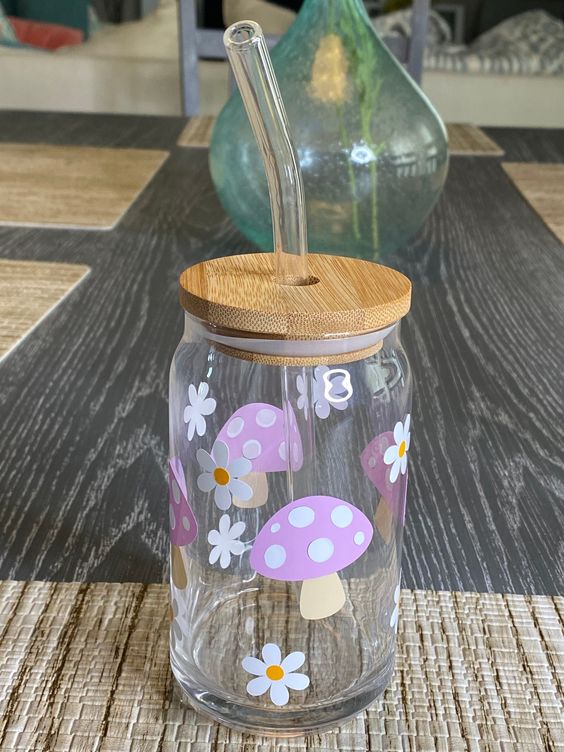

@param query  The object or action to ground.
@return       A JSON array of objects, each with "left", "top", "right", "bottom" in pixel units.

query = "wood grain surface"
[
  {"left": 0, "top": 259, "right": 90, "bottom": 361},
  {"left": 177, "top": 116, "right": 216, "bottom": 148},
  {"left": 0, "top": 143, "right": 169, "bottom": 229},
  {"left": 502, "top": 162, "right": 564, "bottom": 244},
  {"left": 0, "top": 581, "right": 562, "bottom": 751},
  {"left": 0, "top": 113, "right": 562, "bottom": 596},
  {"left": 446, "top": 123, "right": 504, "bottom": 156}
]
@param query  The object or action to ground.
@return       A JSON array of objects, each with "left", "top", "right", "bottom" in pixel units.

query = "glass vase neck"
[{"left": 300, "top": 0, "right": 371, "bottom": 23}]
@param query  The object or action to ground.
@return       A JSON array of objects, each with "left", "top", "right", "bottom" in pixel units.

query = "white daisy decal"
[
  {"left": 242, "top": 643, "right": 310, "bottom": 706},
  {"left": 390, "top": 578, "right": 401, "bottom": 633},
  {"left": 383, "top": 414, "right": 411, "bottom": 483},
  {"left": 183, "top": 382, "right": 216, "bottom": 441},
  {"left": 208, "top": 514, "right": 246, "bottom": 569},
  {"left": 296, "top": 366, "right": 352, "bottom": 420},
  {"left": 197, "top": 440, "right": 252, "bottom": 510}
]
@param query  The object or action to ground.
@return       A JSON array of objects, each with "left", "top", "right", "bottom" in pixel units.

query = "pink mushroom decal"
[
  {"left": 169, "top": 457, "right": 198, "bottom": 589},
  {"left": 216, "top": 402, "right": 303, "bottom": 508},
  {"left": 360, "top": 431, "right": 408, "bottom": 544},
  {"left": 250, "top": 495, "right": 373, "bottom": 620}
]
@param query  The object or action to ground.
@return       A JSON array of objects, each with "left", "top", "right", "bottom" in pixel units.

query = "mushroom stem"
[
  {"left": 299, "top": 573, "right": 346, "bottom": 620},
  {"left": 171, "top": 545, "right": 188, "bottom": 590},
  {"left": 375, "top": 496, "right": 394, "bottom": 544},
  {"left": 233, "top": 472, "right": 268, "bottom": 508}
]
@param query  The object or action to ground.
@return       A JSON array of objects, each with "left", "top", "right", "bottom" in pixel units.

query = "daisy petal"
[
  {"left": 404, "top": 414, "right": 411, "bottom": 435},
  {"left": 262, "top": 643, "right": 281, "bottom": 666},
  {"left": 197, "top": 382, "right": 209, "bottom": 399},
  {"left": 283, "top": 672, "right": 310, "bottom": 691},
  {"left": 400, "top": 453, "right": 408, "bottom": 475},
  {"left": 214, "top": 485, "right": 231, "bottom": 510},
  {"left": 219, "top": 549, "right": 231, "bottom": 569},
  {"left": 228, "top": 521, "right": 246, "bottom": 539},
  {"left": 194, "top": 414, "right": 205, "bottom": 437},
  {"left": 389, "top": 458, "right": 400, "bottom": 484},
  {"left": 208, "top": 546, "right": 221, "bottom": 565},
  {"left": 228, "top": 457, "right": 252, "bottom": 478},
  {"left": 207, "top": 530, "right": 221, "bottom": 545},
  {"left": 246, "top": 675, "right": 271, "bottom": 696},
  {"left": 315, "top": 400, "right": 330, "bottom": 419},
  {"left": 280, "top": 651, "right": 305, "bottom": 673},
  {"left": 183, "top": 405, "right": 192, "bottom": 423},
  {"left": 200, "top": 397, "right": 216, "bottom": 416},
  {"left": 197, "top": 472, "right": 215, "bottom": 493},
  {"left": 296, "top": 374, "right": 305, "bottom": 393},
  {"left": 242, "top": 657, "right": 267, "bottom": 676},
  {"left": 188, "top": 384, "right": 198, "bottom": 404},
  {"left": 212, "top": 440, "right": 229, "bottom": 468},
  {"left": 405, "top": 432, "right": 411, "bottom": 451},
  {"left": 270, "top": 682, "right": 289, "bottom": 706},
  {"left": 229, "top": 478, "right": 252, "bottom": 502},
  {"left": 229, "top": 540, "right": 245, "bottom": 556},
  {"left": 196, "top": 449, "right": 216, "bottom": 473},
  {"left": 219, "top": 514, "right": 231, "bottom": 535},
  {"left": 393, "top": 420, "right": 404, "bottom": 446},
  {"left": 187, "top": 419, "right": 196, "bottom": 441},
  {"left": 383, "top": 445, "right": 398, "bottom": 466}
]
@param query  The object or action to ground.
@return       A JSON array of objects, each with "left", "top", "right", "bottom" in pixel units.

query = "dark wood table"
[{"left": 0, "top": 112, "right": 562, "bottom": 595}]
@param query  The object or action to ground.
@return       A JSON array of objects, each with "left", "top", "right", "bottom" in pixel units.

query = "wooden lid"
[{"left": 179, "top": 253, "right": 411, "bottom": 339}]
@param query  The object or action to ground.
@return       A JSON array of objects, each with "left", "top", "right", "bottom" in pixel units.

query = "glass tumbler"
[{"left": 168, "top": 251, "right": 412, "bottom": 735}]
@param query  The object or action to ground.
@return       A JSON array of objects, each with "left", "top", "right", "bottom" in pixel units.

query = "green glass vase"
[{"left": 209, "top": 0, "right": 449, "bottom": 260}]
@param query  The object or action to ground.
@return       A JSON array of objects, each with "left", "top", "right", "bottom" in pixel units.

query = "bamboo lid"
[{"left": 179, "top": 253, "right": 411, "bottom": 339}]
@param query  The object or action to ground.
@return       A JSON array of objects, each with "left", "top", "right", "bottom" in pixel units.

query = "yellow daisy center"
[
  {"left": 398, "top": 441, "right": 406, "bottom": 458},
  {"left": 214, "top": 467, "right": 230, "bottom": 486},
  {"left": 266, "top": 664, "right": 285, "bottom": 681}
]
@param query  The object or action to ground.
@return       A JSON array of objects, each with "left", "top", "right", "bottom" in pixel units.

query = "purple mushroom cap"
[
  {"left": 217, "top": 402, "right": 303, "bottom": 473},
  {"left": 169, "top": 457, "right": 198, "bottom": 546},
  {"left": 250, "top": 495, "right": 373, "bottom": 581},
  {"left": 360, "top": 433, "right": 408, "bottom": 524}
]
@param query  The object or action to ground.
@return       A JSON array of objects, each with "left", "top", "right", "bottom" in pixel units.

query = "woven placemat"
[
  {"left": 447, "top": 124, "right": 504, "bottom": 156},
  {"left": 0, "top": 259, "right": 90, "bottom": 362},
  {"left": 0, "top": 582, "right": 562, "bottom": 751},
  {"left": 0, "top": 144, "right": 169, "bottom": 229},
  {"left": 177, "top": 117, "right": 216, "bottom": 148},
  {"left": 503, "top": 162, "right": 564, "bottom": 244}
]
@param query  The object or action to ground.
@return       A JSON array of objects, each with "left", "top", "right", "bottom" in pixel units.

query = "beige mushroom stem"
[
  {"left": 233, "top": 472, "right": 269, "bottom": 508},
  {"left": 171, "top": 545, "right": 188, "bottom": 590},
  {"left": 299, "top": 572, "right": 346, "bottom": 620},
  {"left": 375, "top": 496, "right": 394, "bottom": 545}
]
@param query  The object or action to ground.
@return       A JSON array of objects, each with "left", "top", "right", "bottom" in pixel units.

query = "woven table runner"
[
  {"left": 0, "top": 582, "right": 562, "bottom": 751},
  {"left": 177, "top": 117, "right": 216, "bottom": 148},
  {"left": 0, "top": 144, "right": 169, "bottom": 229},
  {"left": 0, "top": 259, "right": 89, "bottom": 362},
  {"left": 447, "top": 124, "right": 504, "bottom": 156},
  {"left": 503, "top": 162, "right": 564, "bottom": 244}
]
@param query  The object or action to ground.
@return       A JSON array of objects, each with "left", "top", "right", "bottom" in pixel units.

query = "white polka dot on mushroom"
[
  {"left": 278, "top": 441, "right": 287, "bottom": 461},
  {"left": 243, "top": 440, "right": 262, "bottom": 459},
  {"left": 182, "top": 517, "right": 191, "bottom": 531},
  {"left": 368, "top": 456, "right": 376, "bottom": 468},
  {"left": 308, "top": 538, "right": 334, "bottom": 563},
  {"left": 288, "top": 506, "right": 315, "bottom": 528},
  {"left": 331, "top": 505, "right": 353, "bottom": 528},
  {"left": 271, "top": 523, "right": 281, "bottom": 533},
  {"left": 264, "top": 544, "right": 286, "bottom": 569},
  {"left": 172, "top": 481, "right": 181, "bottom": 504},
  {"left": 354, "top": 532, "right": 365, "bottom": 546},
  {"left": 169, "top": 507, "right": 176, "bottom": 530},
  {"left": 227, "top": 417, "right": 245, "bottom": 438},
  {"left": 293, "top": 442, "right": 300, "bottom": 463},
  {"left": 256, "top": 408, "right": 276, "bottom": 428}
]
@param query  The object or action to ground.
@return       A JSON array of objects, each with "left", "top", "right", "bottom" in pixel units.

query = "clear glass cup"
[{"left": 168, "top": 312, "right": 412, "bottom": 735}]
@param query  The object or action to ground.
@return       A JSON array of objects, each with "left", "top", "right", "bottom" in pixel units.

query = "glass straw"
[{"left": 224, "top": 21, "right": 309, "bottom": 285}]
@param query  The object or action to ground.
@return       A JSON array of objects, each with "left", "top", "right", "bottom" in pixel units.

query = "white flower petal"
[
  {"left": 208, "top": 545, "right": 221, "bottom": 565},
  {"left": 200, "top": 397, "right": 216, "bottom": 416},
  {"left": 262, "top": 643, "right": 281, "bottom": 666},
  {"left": 405, "top": 432, "right": 411, "bottom": 452},
  {"left": 229, "top": 540, "right": 245, "bottom": 556},
  {"left": 207, "top": 529, "right": 221, "bottom": 545},
  {"left": 197, "top": 382, "right": 209, "bottom": 400},
  {"left": 280, "top": 651, "right": 305, "bottom": 673},
  {"left": 389, "top": 458, "right": 400, "bottom": 484},
  {"left": 183, "top": 405, "right": 192, "bottom": 423},
  {"left": 228, "top": 478, "right": 252, "bottom": 502},
  {"left": 212, "top": 440, "right": 229, "bottom": 468},
  {"left": 197, "top": 449, "right": 216, "bottom": 473},
  {"left": 283, "top": 672, "right": 310, "bottom": 691},
  {"left": 242, "top": 656, "right": 267, "bottom": 676},
  {"left": 197, "top": 472, "right": 215, "bottom": 493},
  {"left": 315, "top": 399, "right": 330, "bottom": 420},
  {"left": 383, "top": 445, "right": 398, "bottom": 466},
  {"left": 228, "top": 520, "right": 246, "bottom": 539},
  {"left": 270, "top": 682, "right": 289, "bottom": 706},
  {"left": 393, "top": 420, "right": 405, "bottom": 446},
  {"left": 214, "top": 485, "right": 232, "bottom": 511},
  {"left": 219, "top": 514, "right": 231, "bottom": 535},
  {"left": 219, "top": 548, "right": 231, "bottom": 569},
  {"left": 188, "top": 384, "right": 198, "bottom": 404},
  {"left": 187, "top": 419, "right": 196, "bottom": 441},
  {"left": 332, "top": 399, "right": 349, "bottom": 411},
  {"left": 404, "top": 413, "right": 410, "bottom": 435},
  {"left": 228, "top": 457, "right": 252, "bottom": 478},
  {"left": 195, "top": 414, "right": 206, "bottom": 437},
  {"left": 296, "top": 374, "right": 305, "bottom": 394},
  {"left": 247, "top": 675, "right": 271, "bottom": 696},
  {"left": 400, "top": 453, "right": 408, "bottom": 475}
]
